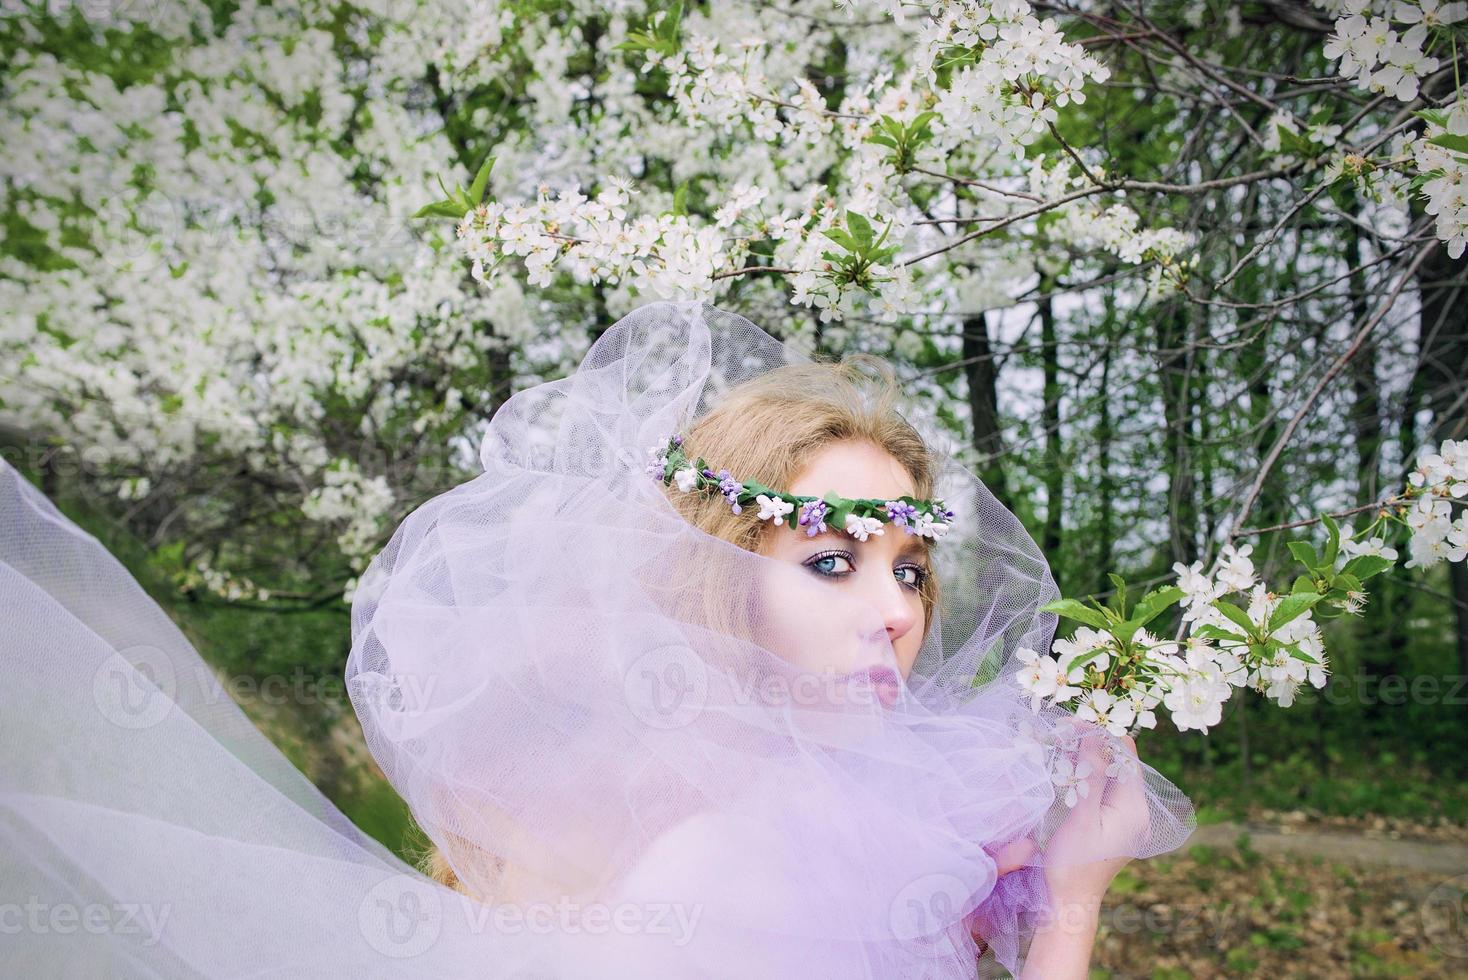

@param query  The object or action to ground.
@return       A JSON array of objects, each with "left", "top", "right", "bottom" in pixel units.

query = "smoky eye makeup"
[{"left": 801, "top": 548, "right": 931, "bottom": 590}]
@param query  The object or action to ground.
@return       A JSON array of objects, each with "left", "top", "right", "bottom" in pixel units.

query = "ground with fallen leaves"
[{"left": 1085, "top": 808, "right": 1468, "bottom": 979}]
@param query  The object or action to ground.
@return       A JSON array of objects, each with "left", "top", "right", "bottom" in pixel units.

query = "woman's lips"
[{"left": 837, "top": 665, "right": 901, "bottom": 708}]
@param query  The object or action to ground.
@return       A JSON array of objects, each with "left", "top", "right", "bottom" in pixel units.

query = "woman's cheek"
[{"left": 755, "top": 559, "right": 836, "bottom": 673}]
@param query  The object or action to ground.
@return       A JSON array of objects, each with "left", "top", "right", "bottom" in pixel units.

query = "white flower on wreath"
[
  {"left": 844, "top": 513, "right": 884, "bottom": 541},
  {"left": 755, "top": 494, "right": 795, "bottom": 525}
]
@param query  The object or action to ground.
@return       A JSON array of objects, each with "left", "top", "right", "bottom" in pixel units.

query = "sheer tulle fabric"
[{"left": 1, "top": 300, "right": 1194, "bottom": 977}]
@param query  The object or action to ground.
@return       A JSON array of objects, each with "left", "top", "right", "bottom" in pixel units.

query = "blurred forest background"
[{"left": 3, "top": 1, "right": 1467, "bottom": 974}]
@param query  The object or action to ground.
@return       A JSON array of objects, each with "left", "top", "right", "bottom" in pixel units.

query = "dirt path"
[{"left": 1186, "top": 820, "right": 1468, "bottom": 874}]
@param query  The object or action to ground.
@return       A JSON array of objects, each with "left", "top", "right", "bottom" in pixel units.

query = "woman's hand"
[
  {"left": 965, "top": 837, "right": 1039, "bottom": 948},
  {"left": 1041, "top": 724, "right": 1151, "bottom": 913},
  {"left": 1017, "top": 721, "right": 1152, "bottom": 979},
  {"left": 990, "top": 836, "right": 1039, "bottom": 877}
]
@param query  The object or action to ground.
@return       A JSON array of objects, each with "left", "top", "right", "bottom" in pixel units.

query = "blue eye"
[
  {"left": 896, "top": 564, "right": 929, "bottom": 590},
  {"left": 804, "top": 551, "right": 854, "bottom": 577},
  {"left": 802, "top": 552, "right": 929, "bottom": 591}
]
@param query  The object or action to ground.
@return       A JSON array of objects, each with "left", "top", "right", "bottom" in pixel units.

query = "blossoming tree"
[{"left": 3, "top": 0, "right": 1465, "bottom": 745}]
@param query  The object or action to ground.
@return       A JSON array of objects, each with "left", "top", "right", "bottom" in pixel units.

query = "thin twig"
[{"left": 1227, "top": 241, "right": 1438, "bottom": 540}]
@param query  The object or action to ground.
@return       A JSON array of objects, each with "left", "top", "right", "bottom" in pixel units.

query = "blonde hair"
[
  {"left": 659, "top": 352, "right": 941, "bottom": 625},
  {"left": 419, "top": 351, "right": 941, "bottom": 896}
]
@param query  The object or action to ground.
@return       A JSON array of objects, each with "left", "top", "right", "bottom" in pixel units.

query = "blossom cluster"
[
  {"left": 299, "top": 462, "right": 397, "bottom": 571},
  {"left": 1322, "top": 0, "right": 1454, "bottom": 99},
  {"left": 1018, "top": 438, "right": 1468, "bottom": 738},
  {"left": 177, "top": 557, "right": 273, "bottom": 604},
  {"left": 1317, "top": 0, "right": 1468, "bottom": 255},
  {"left": 1, "top": 0, "right": 535, "bottom": 601},
  {"left": 442, "top": 0, "right": 1189, "bottom": 321},
  {"left": 1402, "top": 438, "right": 1468, "bottom": 566},
  {"left": 1017, "top": 544, "right": 1330, "bottom": 738}
]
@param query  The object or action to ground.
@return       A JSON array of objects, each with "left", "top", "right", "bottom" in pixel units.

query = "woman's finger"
[
  {"left": 990, "top": 837, "right": 1038, "bottom": 876},
  {"left": 1098, "top": 735, "right": 1152, "bottom": 846},
  {"left": 1072, "top": 734, "right": 1107, "bottom": 817}
]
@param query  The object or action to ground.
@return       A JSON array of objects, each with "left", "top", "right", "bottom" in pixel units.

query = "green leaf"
[
  {"left": 672, "top": 181, "right": 689, "bottom": 216},
  {"left": 1287, "top": 541, "right": 1320, "bottom": 568},
  {"left": 820, "top": 227, "right": 858, "bottom": 251},
  {"left": 1321, "top": 513, "right": 1341, "bottom": 567},
  {"left": 1291, "top": 575, "right": 1317, "bottom": 595},
  {"left": 1280, "top": 642, "right": 1320, "bottom": 665},
  {"left": 1212, "top": 600, "right": 1256, "bottom": 636},
  {"left": 1060, "top": 647, "right": 1108, "bottom": 675},
  {"left": 1194, "top": 624, "right": 1246, "bottom": 643},
  {"left": 413, "top": 200, "right": 469, "bottom": 219},
  {"left": 1429, "top": 133, "right": 1468, "bottom": 155},
  {"left": 1039, "top": 599, "right": 1111, "bottom": 630},
  {"left": 1122, "top": 586, "right": 1185, "bottom": 634},
  {"left": 1267, "top": 593, "right": 1321, "bottom": 632},
  {"left": 1108, "top": 573, "right": 1128, "bottom": 617},
  {"left": 468, "top": 155, "right": 496, "bottom": 205},
  {"left": 864, "top": 135, "right": 898, "bottom": 149},
  {"left": 1341, "top": 554, "right": 1394, "bottom": 581},
  {"left": 870, "top": 216, "right": 894, "bottom": 251},
  {"left": 845, "top": 210, "right": 874, "bottom": 248}
]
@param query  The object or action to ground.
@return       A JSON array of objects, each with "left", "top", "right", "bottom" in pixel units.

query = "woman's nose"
[{"left": 859, "top": 568, "right": 918, "bottom": 646}]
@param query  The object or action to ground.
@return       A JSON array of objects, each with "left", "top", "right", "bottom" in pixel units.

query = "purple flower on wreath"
[
  {"left": 646, "top": 447, "right": 669, "bottom": 480},
  {"left": 885, "top": 500, "right": 918, "bottom": 531},
  {"left": 716, "top": 469, "right": 745, "bottom": 514},
  {"left": 798, "top": 499, "right": 829, "bottom": 537},
  {"left": 935, "top": 502, "right": 955, "bottom": 523}
]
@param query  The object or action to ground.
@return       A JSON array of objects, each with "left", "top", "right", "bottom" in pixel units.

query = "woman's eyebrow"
[
  {"left": 896, "top": 538, "right": 930, "bottom": 560},
  {"left": 844, "top": 534, "right": 929, "bottom": 558}
]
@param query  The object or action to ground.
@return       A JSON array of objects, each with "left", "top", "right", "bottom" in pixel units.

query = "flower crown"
[{"left": 646, "top": 434, "right": 954, "bottom": 541}]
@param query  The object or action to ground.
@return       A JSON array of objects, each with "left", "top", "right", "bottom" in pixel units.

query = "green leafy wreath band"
[{"left": 646, "top": 434, "right": 955, "bottom": 541}]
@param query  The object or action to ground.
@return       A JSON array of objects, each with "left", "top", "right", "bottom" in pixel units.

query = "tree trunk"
[
  {"left": 962, "top": 313, "right": 1009, "bottom": 508},
  {"left": 1038, "top": 280, "right": 1064, "bottom": 581},
  {"left": 1095, "top": 332, "right": 1115, "bottom": 595},
  {"left": 1414, "top": 240, "right": 1468, "bottom": 685},
  {"left": 1157, "top": 299, "right": 1199, "bottom": 566},
  {"left": 1346, "top": 221, "right": 1383, "bottom": 503}
]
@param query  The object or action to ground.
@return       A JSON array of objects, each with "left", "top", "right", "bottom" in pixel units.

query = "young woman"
[{"left": 1, "top": 300, "right": 1194, "bottom": 978}]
